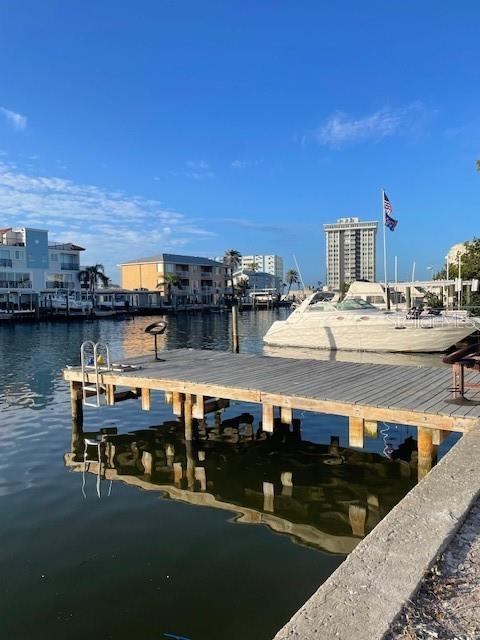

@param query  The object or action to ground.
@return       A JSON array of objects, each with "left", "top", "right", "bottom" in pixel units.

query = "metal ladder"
[{"left": 80, "top": 341, "right": 111, "bottom": 408}]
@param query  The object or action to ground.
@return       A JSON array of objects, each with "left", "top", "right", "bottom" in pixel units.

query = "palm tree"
[
  {"left": 158, "top": 273, "right": 181, "bottom": 305},
  {"left": 223, "top": 249, "right": 242, "bottom": 302},
  {"left": 285, "top": 269, "right": 299, "bottom": 296},
  {"left": 79, "top": 264, "right": 109, "bottom": 298},
  {"left": 235, "top": 278, "right": 248, "bottom": 298}
]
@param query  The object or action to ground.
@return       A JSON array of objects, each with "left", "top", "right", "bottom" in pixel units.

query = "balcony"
[
  {"left": 0, "top": 279, "right": 32, "bottom": 289},
  {"left": 61, "top": 263, "right": 79, "bottom": 271},
  {"left": 0, "top": 258, "right": 12, "bottom": 267},
  {"left": 46, "top": 281, "right": 76, "bottom": 290}
]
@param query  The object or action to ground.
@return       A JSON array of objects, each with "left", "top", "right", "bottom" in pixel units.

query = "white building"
[
  {"left": 324, "top": 217, "right": 377, "bottom": 290},
  {"left": 0, "top": 227, "right": 84, "bottom": 310},
  {"left": 240, "top": 254, "right": 284, "bottom": 280},
  {"left": 232, "top": 269, "right": 282, "bottom": 293}
]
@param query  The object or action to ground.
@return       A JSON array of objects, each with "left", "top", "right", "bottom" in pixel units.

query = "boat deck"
[{"left": 64, "top": 348, "right": 480, "bottom": 432}]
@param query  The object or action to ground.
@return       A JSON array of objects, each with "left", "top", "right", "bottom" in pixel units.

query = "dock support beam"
[
  {"left": 141, "top": 388, "right": 151, "bottom": 411},
  {"left": 364, "top": 420, "right": 378, "bottom": 438},
  {"left": 184, "top": 393, "right": 193, "bottom": 441},
  {"left": 280, "top": 406, "right": 293, "bottom": 426},
  {"left": 70, "top": 381, "right": 83, "bottom": 426},
  {"left": 349, "top": 416, "right": 364, "bottom": 448},
  {"left": 262, "top": 403, "right": 275, "bottom": 433},
  {"left": 418, "top": 427, "right": 438, "bottom": 481},
  {"left": 172, "top": 392, "right": 184, "bottom": 417}
]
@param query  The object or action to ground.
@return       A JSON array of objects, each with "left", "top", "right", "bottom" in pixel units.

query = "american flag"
[{"left": 383, "top": 191, "right": 398, "bottom": 231}]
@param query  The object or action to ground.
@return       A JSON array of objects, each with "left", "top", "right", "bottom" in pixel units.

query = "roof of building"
[
  {"left": 119, "top": 253, "right": 225, "bottom": 267},
  {"left": 48, "top": 242, "right": 85, "bottom": 251}
]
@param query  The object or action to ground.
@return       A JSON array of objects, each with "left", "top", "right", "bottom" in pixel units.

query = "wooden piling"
[
  {"left": 280, "top": 406, "right": 293, "bottom": 425},
  {"left": 349, "top": 504, "right": 367, "bottom": 537},
  {"left": 281, "top": 471, "right": 293, "bottom": 497},
  {"left": 70, "top": 381, "right": 83, "bottom": 424},
  {"left": 184, "top": 393, "right": 193, "bottom": 440},
  {"left": 232, "top": 304, "right": 239, "bottom": 353},
  {"left": 262, "top": 403, "right": 275, "bottom": 433},
  {"left": 364, "top": 420, "right": 378, "bottom": 438},
  {"left": 141, "top": 387, "right": 151, "bottom": 411},
  {"left": 418, "top": 426, "right": 437, "bottom": 480},
  {"left": 172, "top": 392, "right": 184, "bottom": 417},
  {"left": 192, "top": 394, "right": 205, "bottom": 419},
  {"left": 105, "top": 384, "right": 116, "bottom": 406},
  {"left": 348, "top": 416, "right": 364, "bottom": 448},
  {"left": 263, "top": 481, "right": 275, "bottom": 513}
]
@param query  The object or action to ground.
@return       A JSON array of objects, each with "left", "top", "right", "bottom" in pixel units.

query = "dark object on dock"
[
  {"left": 144, "top": 320, "right": 168, "bottom": 360},
  {"left": 443, "top": 343, "right": 480, "bottom": 398}
]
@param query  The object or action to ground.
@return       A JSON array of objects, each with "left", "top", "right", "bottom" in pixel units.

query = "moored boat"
[{"left": 263, "top": 293, "right": 480, "bottom": 353}]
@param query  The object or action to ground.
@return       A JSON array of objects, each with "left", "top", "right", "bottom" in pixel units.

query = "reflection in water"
[
  {"left": 263, "top": 344, "right": 448, "bottom": 368},
  {"left": 66, "top": 412, "right": 417, "bottom": 555}
]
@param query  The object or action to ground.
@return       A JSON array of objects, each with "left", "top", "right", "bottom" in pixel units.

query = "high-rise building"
[
  {"left": 323, "top": 217, "right": 377, "bottom": 289},
  {"left": 240, "top": 254, "right": 284, "bottom": 280}
]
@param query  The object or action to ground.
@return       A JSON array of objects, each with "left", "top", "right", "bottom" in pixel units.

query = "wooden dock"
[{"left": 64, "top": 348, "right": 480, "bottom": 478}]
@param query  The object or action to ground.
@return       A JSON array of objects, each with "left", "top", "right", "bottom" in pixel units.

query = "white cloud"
[
  {"left": 0, "top": 161, "right": 216, "bottom": 279},
  {"left": 231, "top": 160, "right": 247, "bottom": 169},
  {"left": 0, "top": 107, "right": 27, "bottom": 132},
  {"left": 311, "top": 103, "right": 429, "bottom": 148},
  {"left": 185, "top": 160, "right": 214, "bottom": 180}
]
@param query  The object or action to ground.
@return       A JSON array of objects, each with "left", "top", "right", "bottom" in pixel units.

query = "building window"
[
  {"left": 15, "top": 250, "right": 24, "bottom": 260},
  {"left": 50, "top": 253, "right": 58, "bottom": 262}
]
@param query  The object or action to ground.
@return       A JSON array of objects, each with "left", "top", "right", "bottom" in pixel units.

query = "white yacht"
[{"left": 263, "top": 293, "right": 479, "bottom": 353}]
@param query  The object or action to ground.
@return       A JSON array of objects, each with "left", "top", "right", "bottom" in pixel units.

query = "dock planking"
[{"left": 64, "top": 348, "right": 480, "bottom": 435}]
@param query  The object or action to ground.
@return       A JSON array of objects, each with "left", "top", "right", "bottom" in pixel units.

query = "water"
[{"left": 0, "top": 311, "right": 458, "bottom": 640}]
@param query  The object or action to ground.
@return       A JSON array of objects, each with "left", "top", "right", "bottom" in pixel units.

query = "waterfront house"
[
  {"left": 0, "top": 227, "right": 84, "bottom": 312},
  {"left": 119, "top": 253, "right": 228, "bottom": 305}
]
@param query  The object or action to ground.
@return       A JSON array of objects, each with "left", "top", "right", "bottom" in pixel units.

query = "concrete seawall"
[{"left": 274, "top": 432, "right": 480, "bottom": 640}]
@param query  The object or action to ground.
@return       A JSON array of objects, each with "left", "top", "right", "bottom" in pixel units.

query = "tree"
[
  {"left": 285, "top": 269, "right": 299, "bottom": 296},
  {"left": 235, "top": 278, "right": 248, "bottom": 298},
  {"left": 434, "top": 239, "right": 480, "bottom": 281},
  {"left": 79, "top": 264, "right": 109, "bottom": 299},
  {"left": 158, "top": 273, "right": 181, "bottom": 305},
  {"left": 223, "top": 249, "right": 242, "bottom": 302}
]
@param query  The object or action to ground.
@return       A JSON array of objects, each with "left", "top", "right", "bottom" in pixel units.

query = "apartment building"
[
  {"left": 0, "top": 227, "right": 84, "bottom": 310},
  {"left": 239, "top": 254, "right": 284, "bottom": 279},
  {"left": 119, "top": 253, "right": 228, "bottom": 305},
  {"left": 323, "top": 217, "right": 377, "bottom": 290}
]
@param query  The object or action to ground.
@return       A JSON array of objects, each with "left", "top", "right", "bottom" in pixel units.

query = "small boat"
[
  {"left": 263, "top": 293, "right": 480, "bottom": 353},
  {"left": 93, "top": 305, "right": 116, "bottom": 317}
]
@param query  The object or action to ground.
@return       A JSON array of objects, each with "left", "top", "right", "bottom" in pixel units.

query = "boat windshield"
[
  {"left": 334, "top": 298, "right": 378, "bottom": 311},
  {"left": 307, "top": 298, "right": 378, "bottom": 312}
]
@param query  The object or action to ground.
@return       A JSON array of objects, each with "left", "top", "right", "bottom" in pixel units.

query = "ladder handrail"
[{"left": 80, "top": 341, "right": 112, "bottom": 408}]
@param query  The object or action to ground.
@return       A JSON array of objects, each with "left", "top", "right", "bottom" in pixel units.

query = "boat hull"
[{"left": 263, "top": 320, "right": 477, "bottom": 353}]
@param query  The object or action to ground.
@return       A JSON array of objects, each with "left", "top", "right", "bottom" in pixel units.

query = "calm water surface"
[{"left": 0, "top": 310, "right": 458, "bottom": 640}]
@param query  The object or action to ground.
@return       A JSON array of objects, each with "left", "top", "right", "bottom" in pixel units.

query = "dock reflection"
[{"left": 65, "top": 413, "right": 418, "bottom": 555}]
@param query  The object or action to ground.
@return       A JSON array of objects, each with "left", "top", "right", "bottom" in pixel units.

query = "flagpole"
[{"left": 382, "top": 188, "right": 390, "bottom": 310}]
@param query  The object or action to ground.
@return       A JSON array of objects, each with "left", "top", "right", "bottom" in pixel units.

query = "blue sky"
[{"left": 0, "top": 1, "right": 479, "bottom": 283}]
